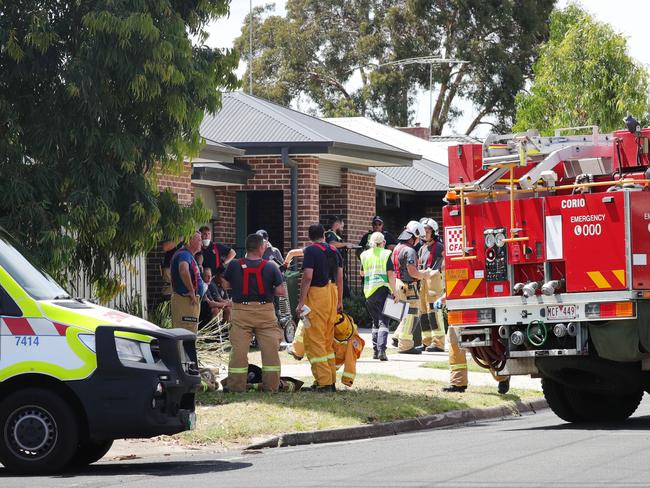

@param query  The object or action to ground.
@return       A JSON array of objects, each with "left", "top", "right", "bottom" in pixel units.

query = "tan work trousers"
[
  {"left": 418, "top": 274, "right": 445, "bottom": 350},
  {"left": 171, "top": 293, "right": 200, "bottom": 333},
  {"left": 304, "top": 283, "right": 338, "bottom": 387},
  {"left": 392, "top": 279, "right": 421, "bottom": 352},
  {"left": 227, "top": 302, "right": 282, "bottom": 393}
]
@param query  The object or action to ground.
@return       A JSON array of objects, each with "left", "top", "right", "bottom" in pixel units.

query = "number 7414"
[{"left": 15, "top": 336, "right": 40, "bottom": 347}]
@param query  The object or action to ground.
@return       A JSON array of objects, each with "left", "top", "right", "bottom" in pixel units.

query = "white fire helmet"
[
  {"left": 420, "top": 218, "right": 439, "bottom": 234},
  {"left": 406, "top": 220, "right": 425, "bottom": 239}
]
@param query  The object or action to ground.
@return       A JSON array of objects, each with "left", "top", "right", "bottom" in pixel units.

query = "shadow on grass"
[{"left": 196, "top": 384, "right": 526, "bottom": 425}]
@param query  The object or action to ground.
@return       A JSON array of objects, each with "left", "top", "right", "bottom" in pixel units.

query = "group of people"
[
  {"left": 359, "top": 216, "right": 509, "bottom": 395},
  {"left": 161, "top": 215, "right": 508, "bottom": 395}
]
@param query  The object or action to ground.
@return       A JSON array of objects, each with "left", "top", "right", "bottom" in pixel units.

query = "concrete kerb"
[{"left": 245, "top": 398, "right": 548, "bottom": 450}]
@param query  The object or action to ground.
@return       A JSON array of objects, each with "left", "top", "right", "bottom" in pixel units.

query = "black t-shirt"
[
  {"left": 302, "top": 243, "right": 343, "bottom": 287},
  {"left": 162, "top": 242, "right": 182, "bottom": 268},
  {"left": 394, "top": 243, "right": 418, "bottom": 283},
  {"left": 359, "top": 230, "right": 398, "bottom": 249},
  {"left": 224, "top": 258, "right": 283, "bottom": 303},
  {"left": 202, "top": 242, "right": 232, "bottom": 274}
]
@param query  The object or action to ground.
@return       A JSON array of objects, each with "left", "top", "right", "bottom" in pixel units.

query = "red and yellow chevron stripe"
[
  {"left": 446, "top": 278, "right": 484, "bottom": 298},
  {"left": 586, "top": 269, "right": 626, "bottom": 289}
]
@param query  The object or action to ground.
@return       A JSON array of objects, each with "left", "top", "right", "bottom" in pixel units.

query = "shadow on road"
[
  {"left": 505, "top": 414, "right": 650, "bottom": 432},
  {"left": 0, "top": 459, "right": 252, "bottom": 478}
]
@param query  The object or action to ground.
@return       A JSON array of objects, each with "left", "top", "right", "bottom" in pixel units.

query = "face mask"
[{"left": 202, "top": 239, "right": 211, "bottom": 247}]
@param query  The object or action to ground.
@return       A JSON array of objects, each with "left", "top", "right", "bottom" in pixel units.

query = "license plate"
[{"left": 546, "top": 304, "right": 577, "bottom": 321}]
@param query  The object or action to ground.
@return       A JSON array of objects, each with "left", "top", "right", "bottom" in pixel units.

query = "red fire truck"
[{"left": 443, "top": 119, "right": 650, "bottom": 422}]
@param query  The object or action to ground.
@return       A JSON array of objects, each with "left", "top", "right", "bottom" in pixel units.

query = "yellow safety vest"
[{"left": 360, "top": 248, "right": 392, "bottom": 298}]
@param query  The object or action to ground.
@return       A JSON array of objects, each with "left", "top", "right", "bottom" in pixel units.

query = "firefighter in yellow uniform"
[
  {"left": 223, "top": 233, "right": 285, "bottom": 392},
  {"left": 417, "top": 218, "right": 446, "bottom": 352},
  {"left": 391, "top": 223, "right": 436, "bottom": 354},
  {"left": 288, "top": 313, "right": 364, "bottom": 387},
  {"left": 296, "top": 224, "right": 344, "bottom": 392}
]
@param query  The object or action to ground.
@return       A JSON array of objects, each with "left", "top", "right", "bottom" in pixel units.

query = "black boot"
[
  {"left": 373, "top": 348, "right": 379, "bottom": 360},
  {"left": 378, "top": 351, "right": 388, "bottom": 361},
  {"left": 442, "top": 385, "right": 467, "bottom": 393},
  {"left": 498, "top": 378, "right": 510, "bottom": 395}
]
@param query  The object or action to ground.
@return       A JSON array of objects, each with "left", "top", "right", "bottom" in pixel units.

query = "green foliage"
[
  {"left": 514, "top": 4, "right": 650, "bottom": 134},
  {"left": 115, "top": 292, "right": 144, "bottom": 319},
  {"left": 148, "top": 300, "right": 173, "bottom": 329},
  {"left": 0, "top": 0, "right": 239, "bottom": 299},
  {"left": 236, "top": 0, "right": 554, "bottom": 134},
  {"left": 343, "top": 291, "right": 372, "bottom": 329}
]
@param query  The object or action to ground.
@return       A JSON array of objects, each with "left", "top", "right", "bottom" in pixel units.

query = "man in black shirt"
[
  {"left": 358, "top": 216, "right": 398, "bottom": 252},
  {"left": 296, "top": 224, "right": 343, "bottom": 391},
  {"left": 199, "top": 225, "right": 236, "bottom": 274},
  {"left": 223, "top": 234, "right": 284, "bottom": 392}
]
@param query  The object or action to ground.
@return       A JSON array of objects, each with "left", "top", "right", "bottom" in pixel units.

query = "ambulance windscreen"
[{"left": 0, "top": 232, "right": 70, "bottom": 300}]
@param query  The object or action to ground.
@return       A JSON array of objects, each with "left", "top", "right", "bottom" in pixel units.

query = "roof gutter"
[{"left": 282, "top": 147, "right": 298, "bottom": 249}]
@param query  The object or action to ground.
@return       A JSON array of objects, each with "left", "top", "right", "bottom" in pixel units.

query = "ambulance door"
[{"left": 0, "top": 287, "right": 23, "bottom": 369}]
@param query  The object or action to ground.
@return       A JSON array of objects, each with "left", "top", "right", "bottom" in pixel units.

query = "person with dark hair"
[
  {"left": 324, "top": 216, "right": 354, "bottom": 250},
  {"left": 358, "top": 216, "right": 398, "bottom": 252},
  {"left": 222, "top": 233, "right": 285, "bottom": 392},
  {"left": 199, "top": 225, "right": 236, "bottom": 275},
  {"left": 296, "top": 223, "right": 344, "bottom": 392},
  {"left": 256, "top": 229, "right": 283, "bottom": 263}
]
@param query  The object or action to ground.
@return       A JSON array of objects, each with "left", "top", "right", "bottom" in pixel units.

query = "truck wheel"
[
  {"left": 565, "top": 387, "right": 643, "bottom": 422},
  {"left": 541, "top": 378, "right": 585, "bottom": 423},
  {"left": 71, "top": 439, "right": 114, "bottom": 467},
  {"left": 0, "top": 388, "right": 79, "bottom": 474}
]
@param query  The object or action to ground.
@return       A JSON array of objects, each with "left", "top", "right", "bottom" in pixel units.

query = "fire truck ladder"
[{"left": 476, "top": 126, "right": 612, "bottom": 191}]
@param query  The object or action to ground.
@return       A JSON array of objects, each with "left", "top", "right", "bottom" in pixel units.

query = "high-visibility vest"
[{"left": 360, "top": 248, "right": 392, "bottom": 298}]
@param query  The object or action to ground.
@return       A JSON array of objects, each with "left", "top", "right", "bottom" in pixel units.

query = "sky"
[{"left": 204, "top": 0, "right": 650, "bottom": 136}]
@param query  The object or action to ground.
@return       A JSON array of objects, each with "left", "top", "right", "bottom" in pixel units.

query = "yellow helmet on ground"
[{"left": 334, "top": 313, "right": 356, "bottom": 341}]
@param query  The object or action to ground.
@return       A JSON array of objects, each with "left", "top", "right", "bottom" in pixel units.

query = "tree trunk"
[{"left": 464, "top": 106, "right": 491, "bottom": 135}]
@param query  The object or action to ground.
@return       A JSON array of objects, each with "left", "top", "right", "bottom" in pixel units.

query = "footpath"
[{"left": 282, "top": 328, "right": 542, "bottom": 391}]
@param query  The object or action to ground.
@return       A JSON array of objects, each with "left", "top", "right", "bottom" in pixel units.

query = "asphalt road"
[{"left": 5, "top": 398, "right": 650, "bottom": 487}]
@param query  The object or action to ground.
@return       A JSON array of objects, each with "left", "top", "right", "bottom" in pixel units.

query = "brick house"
[{"left": 148, "top": 92, "right": 418, "bottom": 309}]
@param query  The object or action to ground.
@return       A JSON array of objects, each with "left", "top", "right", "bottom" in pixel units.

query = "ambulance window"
[
  {"left": 0, "top": 287, "right": 21, "bottom": 316},
  {"left": 0, "top": 232, "right": 70, "bottom": 301}
]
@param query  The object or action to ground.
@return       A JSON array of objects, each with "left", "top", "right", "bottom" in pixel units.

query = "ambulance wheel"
[
  {"left": 71, "top": 439, "right": 114, "bottom": 467},
  {"left": 283, "top": 319, "right": 296, "bottom": 343},
  {"left": 541, "top": 378, "right": 585, "bottom": 423},
  {"left": 0, "top": 388, "right": 79, "bottom": 474}
]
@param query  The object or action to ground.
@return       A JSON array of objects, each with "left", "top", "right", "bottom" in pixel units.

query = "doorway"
[{"left": 246, "top": 191, "right": 284, "bottom": 252}]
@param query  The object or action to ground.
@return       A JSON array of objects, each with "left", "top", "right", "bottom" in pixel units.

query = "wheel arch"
[{"left": 0, "top": 374, "right": 89, "bottom": 442}]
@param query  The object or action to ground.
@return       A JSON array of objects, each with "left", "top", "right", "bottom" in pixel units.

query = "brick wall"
[
  {"left": 211, "top": 156, "right": 320, "bottom": 254},
  {"left": 342, "top": 169, "right": 376, "bottom": 244},
  {"left": 155, "top": 162, "right": 194, "bottom": 205}
]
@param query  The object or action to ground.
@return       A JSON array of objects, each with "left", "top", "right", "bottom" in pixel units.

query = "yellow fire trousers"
[
  {"left": 304, "top": 283, "right": 338, "bottom": 387},
  {"left": 418, "top": 275, "right": 445, "bottom": 350},
  {"left": 171, "top": 293, "right": 200, "bottom": 334},
  {"left": 227, "top": 302, "right": 282, "bottom": 393},
  {"left": 448, "top": 325, "right": 507, "bottom": 387},
  {"left": 291, "top": 321, "right": 365, "bottom": 387}
]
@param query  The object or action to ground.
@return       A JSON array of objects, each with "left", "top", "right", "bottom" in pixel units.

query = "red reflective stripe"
[
  {"left": 4, "top": 317, "right": 35, "bottom": 335},
  {"left": 427, "top": 244, "right": 435, "bottom": 268},
  {"left": 213, "top": 242, "right": 220, "bottom": 269},
  {"left": 393, "top": 244, "right": 403, "bottom": 279},
  {"left": 240, "top": 259, "right": 268, "bottom": 297},
  {"left": 53, "top": 323, "right": 69, "bottom": 336},
  {"left": 171, "top": 248, "right": 198, "bottom": 291}
]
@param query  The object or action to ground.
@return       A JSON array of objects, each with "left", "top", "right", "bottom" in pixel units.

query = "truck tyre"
[
  {"left": 564, "top": 387, "right": 643, "bottom": 422},
  {"left": 0, "top": 387, "right": 79, "bottom": 474},
  {"left": 71, "top": 439, "right": 114, "bottom": 467},
  {"left": 541, "top": 378, "right": 584, "bottom": 423}
]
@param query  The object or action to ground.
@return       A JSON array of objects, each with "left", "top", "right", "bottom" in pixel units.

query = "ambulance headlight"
[{"left": 115, "top": 337, "right": 146, "bottom": 363}]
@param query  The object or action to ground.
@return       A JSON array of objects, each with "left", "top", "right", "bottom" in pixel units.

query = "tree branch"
[
  {"left": 464, "top": 106, "right": 491, "bottom": 135},
  {"left": 306, "top": 71, "right": 352, "bottom": 100}
]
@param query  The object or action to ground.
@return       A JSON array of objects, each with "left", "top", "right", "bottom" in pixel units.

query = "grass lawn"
[
  {"left": 178, "top": 374, "right": 542, "bottom": 447},
  {"left": 421, "top": 360, "right": 487, "bottom": 374}
]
